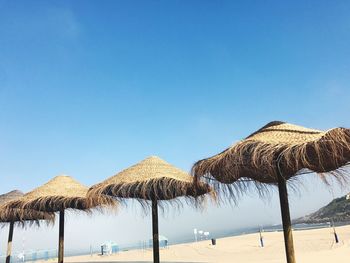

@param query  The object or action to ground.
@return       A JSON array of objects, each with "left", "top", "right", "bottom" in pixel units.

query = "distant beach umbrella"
[
  {"left": 88, "top": 156, "right": 213, "bottom": 263},
  {"left": 2, "top": 175, "right": 116, "bottom": 263},
  {"left": 192, "top": 121, "right": 350, "bottom": 263},
  {"left": 0, "top": 190, "right": 55, "bottom": 263}
]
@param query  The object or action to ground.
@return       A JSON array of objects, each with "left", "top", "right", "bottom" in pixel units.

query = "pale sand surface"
[{"left": 45, "top": 225, "right": 350, "bottom": 263}]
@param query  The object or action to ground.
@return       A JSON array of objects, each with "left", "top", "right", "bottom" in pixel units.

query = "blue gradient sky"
[{"left": 1, "top": 0, "right": 350, "bottom": 253}]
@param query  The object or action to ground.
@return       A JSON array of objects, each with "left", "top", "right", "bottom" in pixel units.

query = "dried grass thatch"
[
  {"left": 0, "top": 190, "right": 23, "bottom": 203},
  {"left": 0, "top": 190, "right": 55, "bottom": 226},
  {"left": 88, "top": 156, "right": 214, "bottom": 210},
  {"left": 192, "top": 121, "right": 350, "bottom": 199},
  {"left": 2, "top": 175, "right": 116, "bottom": 214}
]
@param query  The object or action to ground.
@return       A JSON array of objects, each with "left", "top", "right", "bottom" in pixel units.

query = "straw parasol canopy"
[
  {"left": 193, "top": 121, "right": 350, "bottom": 193},
  {"left": 88, "top": 156, "right": 213, "bottom": 263},
  {"left": 0, "top": 190, "right": 55, "bottom": 263},
  {"left": 192, "top": 121, "right": 350, "bottom": 263},
  {"left": 2, "top": 175, "right": 115, "bottom": 213},
  {"left": 2, "top": 175, "right": 116, "bottom": 263},
  {"left": 88, "top": 156, "right": 213, "bottom": 206},
  {"left": 0, "top": 190, "right": 55, "bottom": 225},
  {"left": 0, "top": 190, "right": 22, "bottom": 204}
]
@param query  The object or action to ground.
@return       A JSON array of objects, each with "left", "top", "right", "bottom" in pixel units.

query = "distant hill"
[{"left": 293, "top": 194, "right": 350, "bottom": 224}]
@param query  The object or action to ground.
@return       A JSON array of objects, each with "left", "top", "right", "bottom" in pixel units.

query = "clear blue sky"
[{"left": 1, "top": 0, "right": 350, "bottom": 254}]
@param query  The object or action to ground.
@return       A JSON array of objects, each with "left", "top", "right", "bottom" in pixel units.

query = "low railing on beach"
[
  {"left": 0, "top": 249, "right": 57, "bottom": 263},
  {"left": 0, "top": 239, "right": 164, "bottom": 263}
]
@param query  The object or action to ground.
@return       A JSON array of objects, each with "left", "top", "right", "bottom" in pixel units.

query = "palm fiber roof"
[
  {"left": 88, "top": 156, "right": 213, "bottom": 204},
  {"left": 192, "top": 121, "right": 350, "bottom": 195},
  {"left": 0, "top": 190, "right": 55, "bottom": 225},
  {"left": 0, "top": 190, "right": 23, "bottom": 204},
  {"left": 2, "top": 175, "right": 116, "bottom": 213}
]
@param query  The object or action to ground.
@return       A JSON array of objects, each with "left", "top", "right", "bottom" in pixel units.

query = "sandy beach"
[{"left": 48, "top": 225, "right": 350, "bottom": 263}]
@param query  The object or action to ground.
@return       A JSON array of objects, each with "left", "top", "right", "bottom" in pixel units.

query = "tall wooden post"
[
  {"left": 259, "top": 227, "right": 264, "bottom": 248},
  {"left": 277, "top": 172, "right": 296, "bottom": 263},
  {"left": 151, "top": 200, "right": 160, "bottom": 263},
  {"left": 6, "top": 221, "right": 14, "bottom": 263},
  {"left": 331, "top": 219, "right": 339, "bottom": 243},
  {"left": 58, "top": 209, "right": 65, "bottom": 263}
]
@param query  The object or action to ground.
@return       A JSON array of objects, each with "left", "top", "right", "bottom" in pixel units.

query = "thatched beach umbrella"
[
  {"left": 0, "top": 190, "right": 55, "bottom": 263},
  {"left": 88, "top": 156, "right": 213, "bottom": 263},
  {"left": 192, "top": 121, "right": 350, "bottom": 263},
  {"left": 2, "top": 175, "right": 115, "bottom": 263}
]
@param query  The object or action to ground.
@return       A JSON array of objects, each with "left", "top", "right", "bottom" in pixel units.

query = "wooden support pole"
[
  {"left": 277, "top": 172, "right": 296, "bottom": 263},
  {"left": 6, "top": 221, "right": 14, "bottom": 263},
  {"left": 331, "top": 219, "right": 339, "bottom": 243},
  {"left": 58, "top": 209, "right": 65, "bottom": 263},
  {"left": 259, "top": 227, "right": 264, "bottom": 248},
  {"left": 152, "top": 200, "right": 160, "bottom": 263}
]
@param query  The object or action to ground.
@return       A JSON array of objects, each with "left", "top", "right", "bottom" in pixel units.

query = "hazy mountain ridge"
[{"left": 294, "top": 194, "right": 350, "bottom": 224}]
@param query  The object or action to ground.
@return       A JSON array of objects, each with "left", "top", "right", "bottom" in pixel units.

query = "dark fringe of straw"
[
  {"left": 192, "top": 127, "right": 350, "bottom": 201},
  {"left": 2, "top": 195, "right": 117, "bottom": 215},
  {"left": 0, "top": 208, "right": 56, "bottom": 228},
  {"left": 0, "top": 219, "right": 53, "bottom": 228},
  {"left": 88, "top": 178, "right": 216, "bottom": 214},
  {"left": 0, "top": 219, "right": 51, "bottom": 227}
]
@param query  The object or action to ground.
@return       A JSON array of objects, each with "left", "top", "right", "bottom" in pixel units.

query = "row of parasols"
[{"left": 1, "top": 121, "right": 350, "bottom": 263}]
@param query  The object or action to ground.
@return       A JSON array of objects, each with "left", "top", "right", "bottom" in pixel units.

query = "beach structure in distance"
[
  {"left": 88, "top": 156, "right": 213, "bottom": 263},
  {"left": 192, "top": 121, "right": 350, "bottom": 263},
  {"left": 0, "top": 190, "right": 55, "bottom": 263},
  {"left": 2, "top": 175, "right": 116, "bottom": 263}
]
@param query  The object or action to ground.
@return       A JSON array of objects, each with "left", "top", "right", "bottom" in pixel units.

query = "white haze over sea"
[{"left": 1, "top": 173, "right": 348, "bottom": 256}]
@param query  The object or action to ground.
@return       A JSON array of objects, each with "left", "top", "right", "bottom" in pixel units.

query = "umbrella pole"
[
  {"left": 6, "top": 221, "right": 14, "bottom": 263},
  {"left": 277, "top": 172, "right": 296, "bottom": 263},
  {"left": 58, "top": 209, "right": 65, "bottom": 263},
  {"left": 151, "top": 199, "right": 160, "bottom": 263}
]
